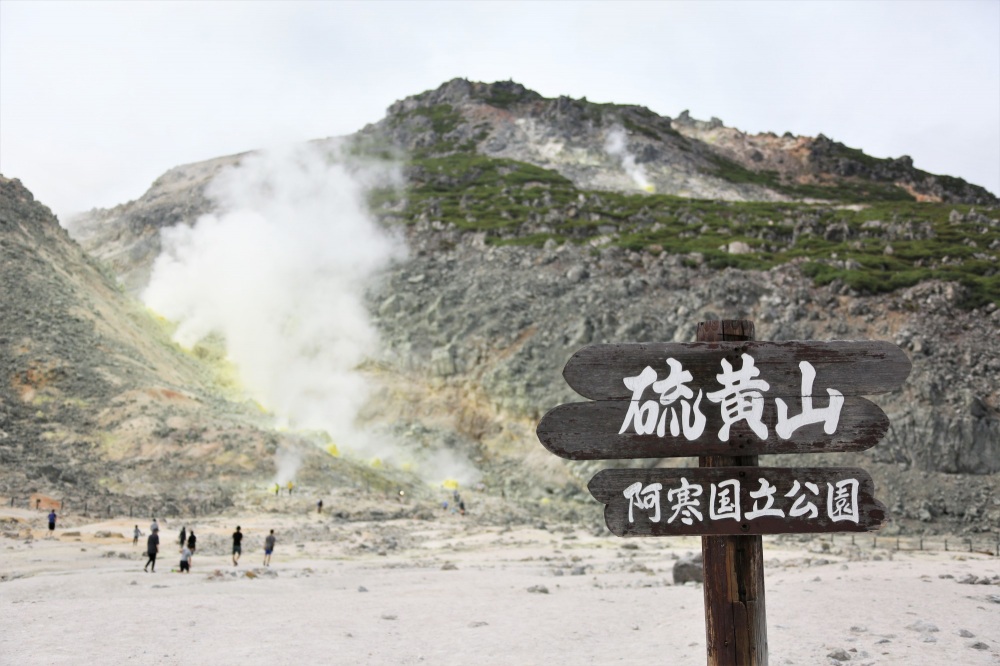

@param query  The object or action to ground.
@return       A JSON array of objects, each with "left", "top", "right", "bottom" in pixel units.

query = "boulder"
[{"left": 673, "top": 551, "right": 703, "bottom": 584}]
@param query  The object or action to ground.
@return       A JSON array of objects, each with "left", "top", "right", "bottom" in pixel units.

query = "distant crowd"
[{"left": 137, "top": 518, "right": 277, "bottom": 573}]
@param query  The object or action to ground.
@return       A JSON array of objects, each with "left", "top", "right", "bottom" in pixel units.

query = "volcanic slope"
[
  {"left": 0, "top": 176, "right": 388, "bottom": 513},
  {"left": 60, "top": 79, "right": 1000, "bottom": 534}
]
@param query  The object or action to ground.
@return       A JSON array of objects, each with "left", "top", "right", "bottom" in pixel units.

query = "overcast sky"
[{"left": 2, "top": 1, "right": 998, "bottom": 218}]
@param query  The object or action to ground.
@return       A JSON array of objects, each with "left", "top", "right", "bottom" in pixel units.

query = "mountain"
[{"left": 8, "top": 79, "right": 1000, "bottom": 533}]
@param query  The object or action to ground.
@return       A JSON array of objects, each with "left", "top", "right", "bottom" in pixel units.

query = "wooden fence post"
[{"left": 698, "top": 320, "right": 768, "bottom": 665}]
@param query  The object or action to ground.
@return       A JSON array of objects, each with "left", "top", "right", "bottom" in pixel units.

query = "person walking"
[
  {"left": 179, "top": 526, "right": 187, "bottom": 551},
  {"left": 144, "top": 527, "right": 159, "bottom": 572},
  {"left": 187, "top": 530, "right": 196, "bottom": 558},
  {"left": 179, "top": 545, "right": 192, "bottom": 573},
  {"left": 132, "top": 525, "right": 142, "bottom": 546},
  {"left": 47, "top": 509, "right": 57, "bottom": 537},
  {"left": 263, "top": 530, "right": 276, "bottom": 566},
  {"left": 317, "top": 499, "right": 323, "bottom": 514},
  {"left": 150, "top": 517, "right": 159, "bottom": 534},
  {"left": 232, "top": 526, "right": 243, "bottom": 566}
]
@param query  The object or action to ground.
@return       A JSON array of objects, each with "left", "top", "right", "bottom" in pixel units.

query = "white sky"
[{"left": 1, "top": 0, "right": 998, "bottom": 218}]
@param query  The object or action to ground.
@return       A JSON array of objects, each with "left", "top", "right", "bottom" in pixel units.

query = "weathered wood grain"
[
  {"left": 696, "top": 320, "right": 767, "bottom": 666},
  {"left": 589, "top": 467, "right": 886, "bottom": 537},
  {"left": 563, "top": 340, "right": 911, "bottom": 401},
  {"left": 536, "top": 396, "right": 889, "bottom": 459}
]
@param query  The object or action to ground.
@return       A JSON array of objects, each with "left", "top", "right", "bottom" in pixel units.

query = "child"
[
  {"left": 179, "top": 545, "right": 192, "bottom": 573},
  {"left": 133, "top": 525, "right": 142, "bottom": 546}
]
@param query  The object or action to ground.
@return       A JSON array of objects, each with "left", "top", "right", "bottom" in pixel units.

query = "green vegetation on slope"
[{"left": 370, "top": 154, "right": 1000, "bottom": 308}]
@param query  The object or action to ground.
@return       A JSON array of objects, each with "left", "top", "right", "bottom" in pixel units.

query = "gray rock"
[
  {"left": 673, "top": 552, "right": 704, "bottom": 585},
  {"left": 527, "top": 585, "right": 549, "bottom": 594},
  {"left": 827, "top": 647, "right": 851, "bottom": 661},
  {"left": 905, "top": 620, "right": 939, "bottom": 633}
]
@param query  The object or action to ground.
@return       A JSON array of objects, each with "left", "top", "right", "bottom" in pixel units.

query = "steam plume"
[
  {"left": 143, "top": 141, "right": 481, "bottom": 488},
  {"left": 273, "top": 447, "right": 302, "bottom": 486},
  {"left": 605, "top": 125, "right": 655, "bottom": 193},
  {"left": 144, "top": 141, "right": 404, "bottom": 455}
]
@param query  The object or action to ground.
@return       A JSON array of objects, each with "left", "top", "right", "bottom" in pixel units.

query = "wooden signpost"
[{"left": 536, "top": 320, "right": 911, "bottom": 665}]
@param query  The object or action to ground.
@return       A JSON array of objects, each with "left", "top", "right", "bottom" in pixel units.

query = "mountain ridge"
[{"left": 366, "top": 78, "right": 996, "bottom": 204}]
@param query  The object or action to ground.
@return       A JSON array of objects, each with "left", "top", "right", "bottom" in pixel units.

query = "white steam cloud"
[
  {"left": 143, "top": 142, "right": 481, "bottom": 488},
  {"left": 273, "top": 447, "right": 302, "bottom": 486},
  {"left": 144, "top": 142, "right": 405, "bottom": 454},
  {"left": 604, "top": 125, "right": 655, "bottom": 193}
]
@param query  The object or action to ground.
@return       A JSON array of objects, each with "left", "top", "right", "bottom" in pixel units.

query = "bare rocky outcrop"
[{"left": 362, "top": 224, "right": 999, "bottom": 534}]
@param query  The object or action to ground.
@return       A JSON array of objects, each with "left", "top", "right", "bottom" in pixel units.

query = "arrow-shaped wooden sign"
[
  {"left": 537, "top": 340, "right": 910, "bottom": 460},
  {"left": 563, "top": 341, "right": 911, "bottom": 400}
]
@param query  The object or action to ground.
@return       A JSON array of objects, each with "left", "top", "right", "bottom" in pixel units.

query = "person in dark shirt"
[
  {"left": 47, "top": 510, "right": 57, "bottom": 536},
  {"left": 263, "top": 530, "right": 276, "bottom": 566},
  {"left": 179, "top": 526, "right": 187, "bottom": 551},
  {"left": 144, "top": 530, "right": 159, "bottom": 572},
  {"left": 232, "top": 526, "right": 243, "bottom": 566},
  {"left": 187, "top": 530, "right": 196, "bottom": 553}
]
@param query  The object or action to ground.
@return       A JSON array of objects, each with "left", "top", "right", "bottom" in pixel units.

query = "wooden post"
[{"left": 698, "top": 320, "right": 768, "bottom": 666}]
